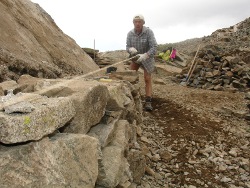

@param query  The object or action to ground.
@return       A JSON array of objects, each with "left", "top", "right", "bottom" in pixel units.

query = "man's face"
[{"left": 133, "top": 19, "right": 144, "bottom": 32}]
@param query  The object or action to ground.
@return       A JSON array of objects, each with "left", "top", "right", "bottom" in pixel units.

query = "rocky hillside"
[
  {"left": 0, "top": 0, "right": 99, "bottom": 83},
  {"left": 158, "top": 17, "right": 250, "bottom": 55},
  {"left": 155, "top": 17, "right": 250, "bottom": 92},
  {"left": 158, "top": 38, "right": 203, "bottom": 55}
]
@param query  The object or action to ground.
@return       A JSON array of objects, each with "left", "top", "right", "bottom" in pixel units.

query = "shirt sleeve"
[
  {"left": 147, "top": 29, "right": 158, "bottom": 58},
  {"left": 126, "top": 31, "right": 132, "bottom": 53}
]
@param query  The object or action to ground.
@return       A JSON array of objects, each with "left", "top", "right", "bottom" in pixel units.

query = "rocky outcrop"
[
  {"left": 0, "top": 73, "right": 145, "bottom": 187},
  {"left": 0, "top": 0, "right": 99, "bottom": 82}
]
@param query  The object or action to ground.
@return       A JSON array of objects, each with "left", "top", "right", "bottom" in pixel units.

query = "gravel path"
[{"left": 136, "top": 68, "right": 250, "bottom": 188}]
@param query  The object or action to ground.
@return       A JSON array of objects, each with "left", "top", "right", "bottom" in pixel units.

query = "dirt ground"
[{"left": 136, "top": 63, "right": 250, "bottom": 188}]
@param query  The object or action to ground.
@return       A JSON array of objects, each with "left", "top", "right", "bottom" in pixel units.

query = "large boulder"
[
  {"left": 36, "top": 79, "right": 110, "bottom": 134},
  {"left": 0, "top": 0, "right": 99, "bottom": 82},
  {"left": 0, "top": 134, "right": 99, "bottom": 187}
]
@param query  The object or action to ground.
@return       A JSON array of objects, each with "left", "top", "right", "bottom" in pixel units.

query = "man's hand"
[
  {"left": 137, "top": 53, "right": 149, "bottom": 63},
  {"left": 128, "top": 47, "right": 138, "bottom": 55}
]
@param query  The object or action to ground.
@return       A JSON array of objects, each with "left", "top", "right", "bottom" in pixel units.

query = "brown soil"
[
  {"left": 138, "top": 65, "right": 250, "bottom": 187},
  {"left": 148, "top": 97, "right": 228, "bottom": 186}
]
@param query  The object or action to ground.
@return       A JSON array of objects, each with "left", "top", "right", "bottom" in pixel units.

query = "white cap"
[{"left": 133, "top": 14, "right": 145, "bottom": 24}]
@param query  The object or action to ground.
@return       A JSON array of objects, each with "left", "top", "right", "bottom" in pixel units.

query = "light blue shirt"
[{"left": 126, "top": 26, "right": 158, "bottom": 73}]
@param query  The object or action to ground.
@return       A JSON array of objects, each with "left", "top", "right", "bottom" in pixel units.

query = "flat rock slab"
[
  {"left": 155, "top": 64, "right": 182, "bottom": 74},
  {"left": 0, "top": 93, "right": 40, "bottom": 111},
  {"left": 0, "top": 80, "right": 18, "bottom": 92},
  {"left": 109, "top": 70, "right": 139, "bottom": 83},
  {"left": 0, "top": 94, "right": 76, "bottom": 144}
]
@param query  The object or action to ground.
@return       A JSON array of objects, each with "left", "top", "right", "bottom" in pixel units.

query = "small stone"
[
  {"left": 188, "top": 160, "right": 197, "bottom": 164},
  {"left": 159, "top": 150, "right": 172, "bottom": 162},
  {"left": 145, "top": 166, "right": 155, "bottom": 176},
  {"left": 154, "top": 78, "right": 166, "bottom": 85},
  {"left": 218, "top": 164, "right": 227, "bottom": 172},
  {"left": 154, "top": 172, "right": 163, "bottom": 180},
  {"left": 141, "top": 136, "right": 151, "bottom": 144},
  {"left": 221, "top": 177, "right": 232, "bottom": 183},
  {"left": 244, "top": 182, "right": 250, "bottom": 188},
  {"left": 136, "top": 126, "right": 143, "bottom": 136},
  {"left": 188, "top": 185, "right": 196, "bottom": 188},
  {"left": 229, "top": 148, "right": 238, "bottom": 157}
]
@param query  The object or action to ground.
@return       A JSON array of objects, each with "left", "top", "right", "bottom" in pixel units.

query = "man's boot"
[{"left": 145, "top": 96, "right": 153, "bottom": 111}]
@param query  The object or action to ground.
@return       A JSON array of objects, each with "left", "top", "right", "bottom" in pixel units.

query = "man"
[{"left": 126, "top": 14, "right": 158, "bottom": 111}]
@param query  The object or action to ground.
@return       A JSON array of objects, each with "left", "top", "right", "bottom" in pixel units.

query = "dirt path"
[{"left": 137, "top": 65, "right": 250, "bottom": 188}]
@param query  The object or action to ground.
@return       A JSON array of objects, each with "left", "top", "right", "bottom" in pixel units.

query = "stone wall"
[{"left": 0, "top": 74, "right": 146, "bottom": 188}]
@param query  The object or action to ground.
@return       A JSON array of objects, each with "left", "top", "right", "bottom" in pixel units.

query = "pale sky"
[{"left": 31, "top": 0, "right": 250, "bottom": 52}]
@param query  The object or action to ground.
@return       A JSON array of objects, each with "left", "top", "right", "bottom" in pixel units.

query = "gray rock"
[
  {"left": 106, "top": 82, "right": 134, "bottom": 111},
  {"left": 88, "top": 119, "right": 118, "bottom": 148},
  {"left": 54, "top": 80, "right": 109, "bottom": 134},
  {"left": 0, "top": 134, "right": 99, "bottom": 187},
  {"left": 0, "top": 86, "right": 4, "bottom": 96},
  {"left": 4, "top": 101, "right": 35, "bottom": 113},
  {"left": 127, "top": 149, "right": 146, "bottom": 184},
  {"left": 0, "top": 96, "right": 76, "bottom": 144},
  {"left": 0, "top": 80, "right": 18, "bottom": 92},
  {"left": 96, "top": 145, "right": 128, "bottom": 188}
]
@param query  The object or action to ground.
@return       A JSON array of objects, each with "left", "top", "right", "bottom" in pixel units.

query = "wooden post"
[
  {"left": 93, "top": 39, "right": 96, "bottom": 62},
  {"left": 186, "top": 44, "right": 201, "bottom": 82}
]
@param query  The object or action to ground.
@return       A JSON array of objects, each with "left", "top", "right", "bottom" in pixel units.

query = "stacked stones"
[
  {"left": 178, "top": 45, "right": 250, "bottom": 92},
  {"left": 177, "top": 17, "right": 250, "bottom": 92},
  {"left": 0, "top": 73, "right": 146, "bottom": 188}
]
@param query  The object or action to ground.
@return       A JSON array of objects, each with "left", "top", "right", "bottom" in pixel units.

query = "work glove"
[
  {"left": 128, "top": 47, "right": 138, "bottom": 55},
  {"left": 137, "top": 53, "right": 149, "bottom": 63}
]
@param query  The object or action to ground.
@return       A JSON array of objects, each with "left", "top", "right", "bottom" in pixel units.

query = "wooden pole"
[
  {"left": 186, "top": 57, "right": 199, "bottom": 83},
  {"left": 93, "top": 39, "right": 96, "bottom": 62},
  {"left": 185, "top": 44, "right": 201, "bottom": 82}
]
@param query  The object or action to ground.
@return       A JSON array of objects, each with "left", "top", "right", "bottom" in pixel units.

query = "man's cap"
[{"left": 133, "top": 14, "right": 145, "bottom": 23}]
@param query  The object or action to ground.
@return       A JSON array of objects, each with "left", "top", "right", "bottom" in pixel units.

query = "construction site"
[{"left": 0, "top": 0, "right": 250, "bottom": 187}]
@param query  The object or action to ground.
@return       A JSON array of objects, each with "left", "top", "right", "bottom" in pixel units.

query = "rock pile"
[
  {"left": 178, "top": 45, "right": 250, "bottom": 92},
  {"left": 177, "top": 17, "right": 250, "bottom": 92}
]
